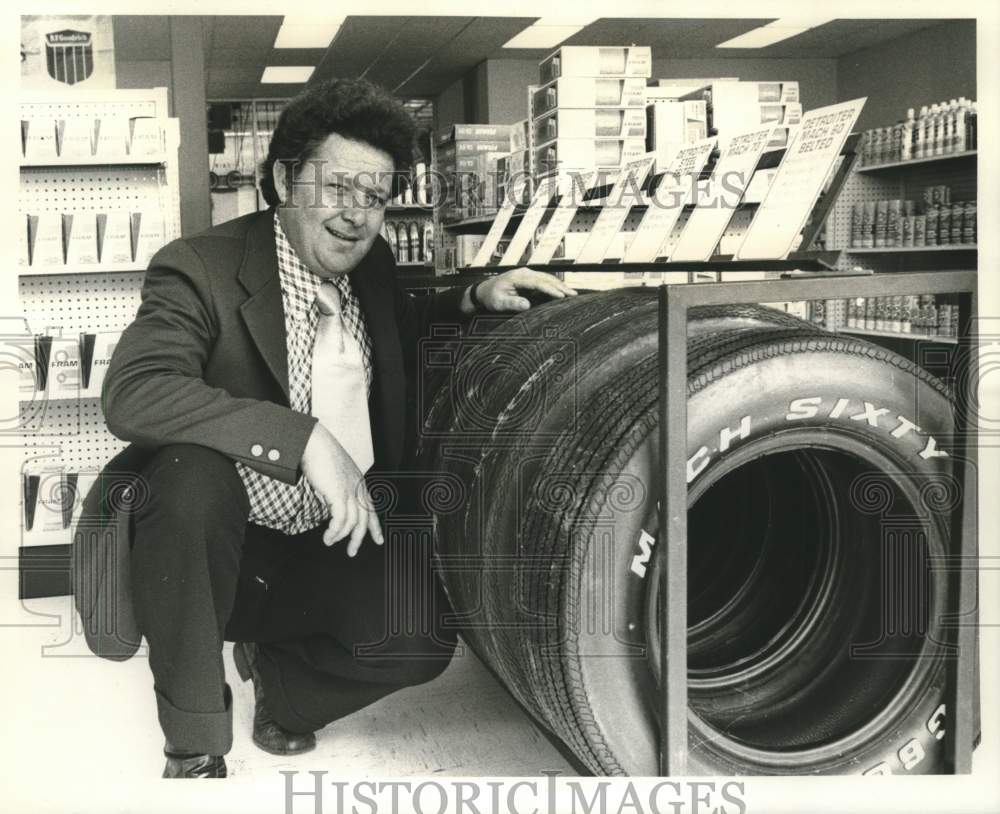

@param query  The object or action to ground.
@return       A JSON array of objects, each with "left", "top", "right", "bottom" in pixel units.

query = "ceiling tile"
[{"left": 208, "top": 15, "right": 283, "bottom": 52}]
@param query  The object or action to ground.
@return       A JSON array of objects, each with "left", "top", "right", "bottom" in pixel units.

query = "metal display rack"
[
  {"left": 827, "top": 142, "right": 977, "bottom": 273},
  {"left": 400, "top": 117, "right": 979, "bottom": 775},
  {"left": 653, "top": 269, "right": 977, "bottom": 776},
  {"left": 398, "top": 265, "right": 979, "bottom": 776},
  {"left": 16, "top": 88, "right": 181, "bottom": 588}
]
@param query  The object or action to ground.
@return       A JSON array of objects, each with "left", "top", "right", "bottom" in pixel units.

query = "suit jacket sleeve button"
[
  {"left": 251, "top": 444, "right": 264, "bottom": 457},
  {"left": 267, "top": 449, "right": 280, "bottom": 462}
]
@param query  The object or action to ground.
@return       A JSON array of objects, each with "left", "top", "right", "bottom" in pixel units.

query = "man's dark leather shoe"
[
  {"left": 162, "top": 745, "right": 227, "bottom": 778},
  {"left": 233, "top": 641, "right": 317, "bottom": 756}
]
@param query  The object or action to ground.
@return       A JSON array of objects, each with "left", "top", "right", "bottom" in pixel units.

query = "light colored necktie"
[{"left": 311, "top": 280, "right": 374, "bottom": 473}]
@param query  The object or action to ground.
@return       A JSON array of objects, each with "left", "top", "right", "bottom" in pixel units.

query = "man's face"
[{"left": 275, "top": 132, "right": 394, "bottom": 278}]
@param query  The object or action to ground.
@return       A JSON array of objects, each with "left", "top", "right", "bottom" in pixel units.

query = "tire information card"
[
  {"left": 735, "top": 98, "right": 866, "bottom": 260},
  {"left": 622, "top": 137, "right": 717, "bottom": 263},
  {"left": 670, "top": 125, "right": 777, "bottom": 262}
]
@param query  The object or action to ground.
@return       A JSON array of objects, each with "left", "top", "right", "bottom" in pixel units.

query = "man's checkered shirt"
[{"left": 235, "top": 211, "right": 374, "bottom": 534}]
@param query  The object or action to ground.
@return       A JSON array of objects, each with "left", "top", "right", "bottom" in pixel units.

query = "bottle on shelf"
[
  {"left": 915, "top": 105, "right": 928, "bottom": 158},
  {"left": 423, "top": 221, "right": 434, "bottom": 265},
  {"left": 396, "top": 221, "right": 409, "bottom": 263},
  {"left": 408, "top": 222, "right": 422, "bottom": 263},
  {"left": 901, "top": 108, "right": 915, "bottom": 161}
]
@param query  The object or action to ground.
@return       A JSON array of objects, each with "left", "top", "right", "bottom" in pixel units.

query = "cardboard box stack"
[
  {"left": 656, "top": 80, "right": 801, "bottom": 151},
  {"left": 531, "top": 46, "right": 652, "bottom": 182},
  {"left": 435, "top": 123, "right": 513, "bottom": 224}
]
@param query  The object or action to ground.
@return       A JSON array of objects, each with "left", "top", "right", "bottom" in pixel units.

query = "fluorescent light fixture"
[
  {"left": 503, "top": 16, "right": 597, "bottom": 48},
  {"left": 503, "top": 25, "right": 586, "bottom": 49},
  {"left": 274, "top": 16, "right": 345, "bottom": 49},
  {"left": 716, "top": 18, "right": 834, "bottom": 49},
  {"left": 261, "top": 66, "right": 315, "bottom": 84}
]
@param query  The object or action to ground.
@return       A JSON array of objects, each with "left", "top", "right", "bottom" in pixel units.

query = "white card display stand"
[
  {"left": 575, "top": 154, "right": 656, "bottom": 263},
  {"left": 470, "top": 179, "right": 528, "bottom": 267},
  {"left": 499, "top": 176, "right": 559, "bottom": 267},
  {"left": 623, "top": 137, "right": 716, "bottom": 263},
  {"left": 735, "top": 98, "right": 865, "bottom": 260},
  {"left": 529, "top": 171, "right": 600, "bottom": 264},
  {"left": 671, "top": 126, "right": 777, "bottom": 261}
]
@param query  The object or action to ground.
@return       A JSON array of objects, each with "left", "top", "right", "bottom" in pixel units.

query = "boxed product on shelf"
[
  {"left": 539, "top": 46, "right": 652, "bottom": 84},
  {"left": 128, "top": 116, "right": 162, "bottom": 156},
  {"left": 62, "top": 212, "right": 100, "bottom": 265},
  {"left": 534, "top": 107, "right": 646, "bottom": 143},
  {"left": 531, "top": 77, "right": 647, "bottom": 119},
  {"left": 19, "top": 217, "right": 30, "bottom": 268},
  {"left": 436, "top": 154, "right": 483, "bottom": 174},
  {"left": 437, "top": 138, "right": 511, "bottom": 160},
  {"left": 848, "top": 186, "right": 976, "bottom": 249},
  {"left": 509, "top": 119, "right": 529, "bottom": 152},
  {"left": 21, "top": 470, "right": 101, "bottom": 544},
  {"left": 533, "top": 137, "right": 646, "bottom": 177},
  {"left": 94, "top": 116, "right": 131, "bottom": 157},
  {"left": 456, "top": 234, "right": 486, "bottom": 268},
  {"left": 56, "top": 118, "right": 98, "bottom": 159},
  {"left": 677, "top": 81, "right": 800, "bottom": 142},
  {"left": 97, "top": 211, "right": 133, "bottom": 265},
  {"left": 21, "top": 117, "right": 58, "bottom": 160},
  {"left": 823, "top": 294, "right": 959, "bottom": 338},
  {"left": 646, "top": 99, "right": 708, "bottom": 165},
  {"left": 437, "top": 123, "right": 513, "bottom": 144},
  {"left": 27, "top": 213, "right": 64, "bottom": 266},
  {"left": 132, "top": 211, "right": 165, "bottom": 266}
]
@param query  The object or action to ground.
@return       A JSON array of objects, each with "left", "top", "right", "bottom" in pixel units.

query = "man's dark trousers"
[{"left": 130, "top": 443, "right": 458, "bottom": 756}]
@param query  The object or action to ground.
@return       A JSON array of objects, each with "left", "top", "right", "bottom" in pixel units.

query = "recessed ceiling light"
[
  {"left": 716, "top": 18, "right": 834, "bottom": 49},
  {"left": 261, "top": 66, "right": 315, "bottom": 84},
  {"left": 503, "top": 25, "right": 587, "bottom": 49},
  {"left": 274, "top": 16, "right": 344, "bottom": 49}
]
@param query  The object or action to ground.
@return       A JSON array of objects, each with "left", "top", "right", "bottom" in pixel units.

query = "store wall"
[
  {"left": 435, "top": 76, "right": 468, "bottom": 135},
  {"left": 484, "top": 59, "right": 544, "bottom": 124},
  {"left": 116, "top": 60, "right": 173, "bottom": 105},
  {"left": 837, "top": 20, "right": 976, "bottom": 131}
]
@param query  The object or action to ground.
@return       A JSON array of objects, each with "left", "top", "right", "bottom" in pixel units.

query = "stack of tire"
[{"left": 417, "top": 288, "right": 960, "bottom": 775}]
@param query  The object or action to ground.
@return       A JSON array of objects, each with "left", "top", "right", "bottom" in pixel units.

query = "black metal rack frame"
[
  {"left": 403, "top": 265, "right": 979, "bottom": 776},
  {"left": 653, "top": 269, "right": 978, "bottom": 775}
]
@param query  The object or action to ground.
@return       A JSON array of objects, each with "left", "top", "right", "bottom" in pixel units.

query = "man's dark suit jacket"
[{"left": 72, "top": 208, "right": 467, "bottom": 660}]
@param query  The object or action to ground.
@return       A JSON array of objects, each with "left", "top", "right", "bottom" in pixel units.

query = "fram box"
[
  {"left": 533, "top": 137, "right": 646, "bottom": 176},
  {"left": 760, "top": 102, "right": 802, "bottom": 125},
  {"left": 533, "top": 108, "right": 646, "bottom": 143},
  {"left": 647, "top": 100, "right": 709, "bottom": 157},
  {"left": 436, "top": 123, "right": 513, "bottom": 144},
  {"left": 539, "top": 46, "right": 652, "bottom": 84},
  {"left": 532, "top": 77, "right": 647, "bottom": 119}
]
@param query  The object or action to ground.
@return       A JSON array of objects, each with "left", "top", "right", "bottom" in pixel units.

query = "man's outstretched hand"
[
  {"left": 301, "top": 422, "right": 383, "bottom": 556},
  {"left": 463, "top": 268, "right": 578, "bottom": 314}
]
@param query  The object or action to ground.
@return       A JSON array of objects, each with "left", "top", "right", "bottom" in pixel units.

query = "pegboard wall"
[
  {"left": 21, "top": 400, "right": 126, "bottom": 474},
  {"left": 19, "top": 166, "right": 167, "bottom": 215},
  {"left": 19, "top": 273, "right": 143, "bottom": 334},
  {"left": 19, "top": 87, "right": 169, "bottom": 122},
  {"left": 16, "top": 88, "right": 180, "bottom": 533},
  {"left": 829, "top": 155, "right": 978, "bottom": 272}
]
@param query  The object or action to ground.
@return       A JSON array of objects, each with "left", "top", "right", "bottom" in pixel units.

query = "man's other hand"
[
  {"left": 301, "top": 423, "right": 383, "bottom": 556},
  {"left": 464, "top": 268, "right": 578, "bottom": 314}
]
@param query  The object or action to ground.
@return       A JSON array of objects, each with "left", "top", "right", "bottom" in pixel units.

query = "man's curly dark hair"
[{"left": 259, "top": 77, "right": 416, "bottom": 206}]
